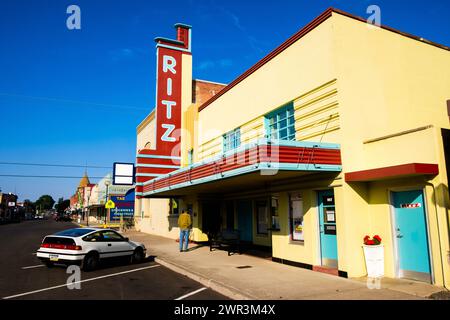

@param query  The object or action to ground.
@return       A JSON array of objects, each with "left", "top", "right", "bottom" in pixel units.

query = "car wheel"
[
  {"left": 81, "top": 252, "right": 99, "bottom": 271},
  {"left": 131, "top": 247, "right": 145, "bottom": 264}
]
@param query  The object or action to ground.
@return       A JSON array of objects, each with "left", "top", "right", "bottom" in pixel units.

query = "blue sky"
[{"left": 0, "top": 0, "right": 449, "bottom": 202}]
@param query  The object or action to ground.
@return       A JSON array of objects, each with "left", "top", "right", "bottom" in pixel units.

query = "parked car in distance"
[
  {"left": 54, "top": 213, "right": 71, "bottom": 222},
  {"left": 36, "top": 228, "right": 146, "bottom": 271}
]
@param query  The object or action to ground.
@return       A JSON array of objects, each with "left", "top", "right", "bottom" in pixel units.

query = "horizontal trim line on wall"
[
  {"left": 135, "top": 173, "right": 166, "bottom": 177},
  {"left": 137, "top": 154, "right": 182, "bottom": 160},
  {"left": 272, "top": 257, "right": 313, "bottom": 270},
  {"left": 136, "top": 164, "right": 181, "bottom": 169},
  {"left": 272, "top": 257, "right": 348, "bottom": 278},
  {"left": 363, "top": 125, "right": 433, "bottom": 144},
  {"left": 156, "top": 43, "right": 191, "bottom": 53}
]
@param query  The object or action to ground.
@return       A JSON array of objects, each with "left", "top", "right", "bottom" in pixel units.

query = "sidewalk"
[{"left": 125, "top": 229, "right": 448, "bottom": 300}]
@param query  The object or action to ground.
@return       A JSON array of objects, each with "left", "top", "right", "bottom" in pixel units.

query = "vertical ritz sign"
[{"left": 156, "top": 48, "right": 182, "bottom": 156}]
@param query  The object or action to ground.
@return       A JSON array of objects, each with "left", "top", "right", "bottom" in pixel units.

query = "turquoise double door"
[
  {"left": 318, "top": 190, "right": 338, "bottom": 268},
  {"left": 392, "top": 190, "right": 431, "bottom": 282}
]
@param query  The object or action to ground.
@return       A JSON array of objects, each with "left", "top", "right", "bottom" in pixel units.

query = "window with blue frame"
[
  {"left": 223, "top": 128, "right": 241, "bottom": 152},
  {"left": 266, "top": 102, "right": 295, "bottom": 141}
]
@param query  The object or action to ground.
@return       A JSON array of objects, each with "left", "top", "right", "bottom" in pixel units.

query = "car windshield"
[{"left": 54, "top": 228, "right": 96, "bottom": 237}]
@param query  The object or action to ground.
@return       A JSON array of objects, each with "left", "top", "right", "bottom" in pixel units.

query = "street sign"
[
  {"left": 113, "top": 162, "right": 135, "bottom": 186},
  {"left": 110, "top": 190, "right": 135, "bottom": 221},
  {"left": 105, "top": 200, "right": 116, "bottom": 209}
]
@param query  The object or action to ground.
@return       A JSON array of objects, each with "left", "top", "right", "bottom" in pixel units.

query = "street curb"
[{"left": 153, "top": 257, "right": 256, "bottom": 300}]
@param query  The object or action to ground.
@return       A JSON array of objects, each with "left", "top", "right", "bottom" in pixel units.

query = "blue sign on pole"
[{"left": 110, "top": 189, "right": 135, "bottom": 221}]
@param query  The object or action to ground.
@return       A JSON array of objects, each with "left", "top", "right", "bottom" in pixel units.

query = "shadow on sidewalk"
[
  {"left": 184, "top": 243, "right": 209, "bottom": 252},
  {"left": 240, "top": 244, "right": 272, "bottom": 259},
  {"left": 184, "top": 241, "right": 272, "bottom": 259}
]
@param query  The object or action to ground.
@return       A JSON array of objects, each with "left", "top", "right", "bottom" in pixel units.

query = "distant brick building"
[
  {"left": 69, "top": 172, "right": 95, "bottom": 213},
  {"left": 192, "top": 79, "right": 226, "bottom": 105},
  {"left": 0, "top": 192, "right": 18, "bottom": 222}
]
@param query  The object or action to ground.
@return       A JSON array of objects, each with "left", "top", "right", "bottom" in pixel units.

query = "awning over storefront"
[
  {"left": 136, "top": 139, "right": 342, "bottom": 198},
  {"left": 345, "top": 163, "right": 439, "bottom": 182}
]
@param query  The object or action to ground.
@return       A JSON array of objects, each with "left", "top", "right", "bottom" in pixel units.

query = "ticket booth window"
[{"left": 289, "top": 193, "right": 304, "bottom": 241}]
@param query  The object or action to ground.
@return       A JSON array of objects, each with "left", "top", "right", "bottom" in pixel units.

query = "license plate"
[{"left": 49, "top": 254, "right": 59, "bottom": 261}]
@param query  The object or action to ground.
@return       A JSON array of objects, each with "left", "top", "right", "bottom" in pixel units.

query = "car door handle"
[{"left": 107, "top": 243, "right": 112, "bottom": 246}]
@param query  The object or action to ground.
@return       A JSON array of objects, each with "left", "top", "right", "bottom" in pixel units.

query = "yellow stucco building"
[{"left": 134, "top": 8, "right": 450, "bottom": 289}]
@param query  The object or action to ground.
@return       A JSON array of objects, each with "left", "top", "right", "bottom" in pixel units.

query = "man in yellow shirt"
[{"left": 178, "top": 210, "right": 192, "bottom": 252}]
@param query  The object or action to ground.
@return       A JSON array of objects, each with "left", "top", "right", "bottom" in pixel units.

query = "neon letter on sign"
[
  {"left": 161, "top": 100, "right": 176, "bottom": 119},
  {"left": 163, "top": 55, "right": 176, "bottom": 74},
  {"left": 161, "top": 124, "right": 176, "bottom": 142}
]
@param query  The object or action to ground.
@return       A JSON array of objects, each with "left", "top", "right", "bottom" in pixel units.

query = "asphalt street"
[{"left": 0, "top": 219, "right": 228, "bottom": 300}]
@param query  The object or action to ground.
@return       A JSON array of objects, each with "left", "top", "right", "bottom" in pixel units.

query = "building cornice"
[
  {"left": 198, "top": 7, "right": 449, "bottom": 113},
  {"left": 137, "top": 110, "right": 155, "bottom": 134}
]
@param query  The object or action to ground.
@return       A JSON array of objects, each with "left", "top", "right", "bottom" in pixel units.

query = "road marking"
[
  {"left": 21, "top": 265, "right": 45, "bottom": 270},
  {"left": 175, "top": 287, "right": 208, "bottom": 300},
  {"left": 3, "top": 264, "right": 161, "bottom": 300}
]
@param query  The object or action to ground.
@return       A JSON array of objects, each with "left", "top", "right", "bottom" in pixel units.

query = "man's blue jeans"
[{"left": 179, "top": 229, "right": 190, "bottom": 251}]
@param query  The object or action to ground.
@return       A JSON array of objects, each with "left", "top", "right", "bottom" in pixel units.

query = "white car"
[{"left": 37, "top": 228, "right": 146, "bottom": 271}]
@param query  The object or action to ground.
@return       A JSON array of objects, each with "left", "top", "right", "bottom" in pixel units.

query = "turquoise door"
[
  {"left": 237, "top": 200, "right": 253, "bottom": 242},
  {"left": 392, "top": 190, "right": 431, "bottom": 282},
  {"left": 318, "top": 190, "right": 338, "bottom": 268}
]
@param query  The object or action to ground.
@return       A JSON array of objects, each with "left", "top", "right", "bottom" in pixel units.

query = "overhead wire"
[
  {"left": 0, "top": 174, "right": 106, "bottom": 179},
  {"left": 0, "top": 92, "right": 149, "bottom": 111},
  {"left": 0, "top": 161, "right": 111, "bottom": 169}
]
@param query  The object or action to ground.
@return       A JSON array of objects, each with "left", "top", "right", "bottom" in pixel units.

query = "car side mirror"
[{"left": 124, "top": 237, "right": 129, "bottom": 242}]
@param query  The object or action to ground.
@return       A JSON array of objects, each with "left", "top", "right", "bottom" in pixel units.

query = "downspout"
[{"left": 425, "top": 181, "right": 448, "bottom": 289}]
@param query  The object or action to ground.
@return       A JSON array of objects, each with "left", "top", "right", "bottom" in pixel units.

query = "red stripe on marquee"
[{"left": 142, "top": 145, "right": 341, "bottom": 194}]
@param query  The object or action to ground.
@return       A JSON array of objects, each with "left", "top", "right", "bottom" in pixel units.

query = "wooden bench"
[{"left": 209, "top": 229, "right": 241, "bottom": 256}]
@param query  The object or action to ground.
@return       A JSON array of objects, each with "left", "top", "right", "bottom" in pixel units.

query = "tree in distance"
[
  {"left": 35, "top": 195, "right": 55, "bottom": 211},
  {"left": 54, "top": 197, "right": 70, "bottom": 214}
]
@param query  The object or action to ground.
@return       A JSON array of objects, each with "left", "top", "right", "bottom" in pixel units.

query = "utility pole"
[
  {"left": 105, "top": 179, "right": 110, "bottom": 227},
  {"left": 86, "top": 192, "right": 90, "bottom": 227},
  {"left": 118, "top": 207, "right": 123, "bottom": 232}
]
